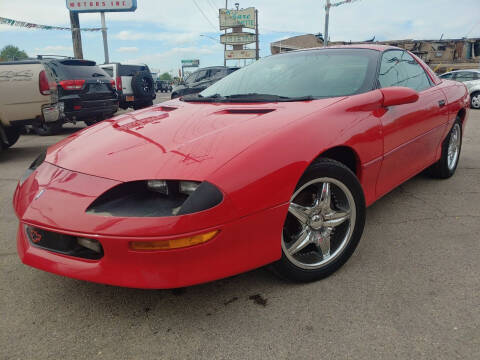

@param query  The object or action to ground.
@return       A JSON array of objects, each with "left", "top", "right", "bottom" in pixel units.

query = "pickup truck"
[{"left": 0, "top": 60, "right": 62, "bottom": 149}]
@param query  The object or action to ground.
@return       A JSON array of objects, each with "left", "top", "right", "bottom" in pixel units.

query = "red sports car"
[{"left": 13, "top": 45, "right": 469, "bottom": 288}]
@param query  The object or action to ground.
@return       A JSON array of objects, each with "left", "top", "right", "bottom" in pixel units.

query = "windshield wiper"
[
  {"left": 222, "top": 93, "right": 315, "bottom": 102},
  {"left": 91, "top": 72, "right": 105, "bottom": 77},
  {"left": 182, "top": 93, "right": 315, "bottom": 103},
  {"left": 181, "top": 93, "right": 226, "bottom": 102}
]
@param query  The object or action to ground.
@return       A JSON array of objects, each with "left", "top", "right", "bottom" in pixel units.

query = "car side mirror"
[{"left": 381, "top": 87, "right": 419, "bottom": 107}]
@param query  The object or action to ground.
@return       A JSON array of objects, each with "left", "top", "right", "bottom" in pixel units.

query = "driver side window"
[{"left": 378, "top": 50, "right": 431, "bottom": 92}]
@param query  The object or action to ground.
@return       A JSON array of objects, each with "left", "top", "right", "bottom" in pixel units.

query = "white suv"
[{"left": 100, "top": 63, "right": 156, "bottom": 110}]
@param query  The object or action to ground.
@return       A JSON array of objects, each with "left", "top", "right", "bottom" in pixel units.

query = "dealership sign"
[
  {"left": 66, "top": 0, "right": 137, "bottom": 13},
  {"left": 225, "top": 49, "right": 256, "bottom": 60},
  {"left": 220, "top": 32, "right": 256, "bottom": 45},
  {"left": 219, "top": 7, "right": 256, "bottom": 30},
  {"left": 181, "top": 59, "right": 200, "bottom": 67}
]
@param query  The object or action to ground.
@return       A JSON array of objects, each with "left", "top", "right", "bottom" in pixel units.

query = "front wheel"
[{"left": 271, "top": 158, "right": 366, "bottom": 282}]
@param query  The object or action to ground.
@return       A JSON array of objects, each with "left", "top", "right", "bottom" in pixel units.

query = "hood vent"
[
  {"left": 215, "top": 109, "right": 275, "bottom": 115},
  {"left": 154, "top": 106, "right": 178, "bottom": 112}
]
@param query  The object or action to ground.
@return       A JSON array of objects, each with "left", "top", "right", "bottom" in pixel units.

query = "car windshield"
[{"left": 197, "top": 49, "right": 378, "bottom": 101}]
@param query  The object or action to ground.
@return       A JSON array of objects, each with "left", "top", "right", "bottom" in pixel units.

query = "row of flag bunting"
[{"left": 0, "top": 16, "right": 102, "bottom": 31}]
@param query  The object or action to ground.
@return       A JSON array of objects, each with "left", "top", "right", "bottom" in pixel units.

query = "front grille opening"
[{"left": 25, "top": 226, "right": 103, "bottom": 260}]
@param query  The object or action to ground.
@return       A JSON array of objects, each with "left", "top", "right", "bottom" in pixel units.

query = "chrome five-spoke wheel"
[
  {"left": 447, "top": 123, "right": 461, "bottom": 171},
  {"left": 428, "top": 119, "right": 462, "bottom": 179},
  {"left": 273, "top": 158, "right": 366, "bottom": 282},
  {"left": 283, "top": 178, "right": 356, "bottom": 269}
]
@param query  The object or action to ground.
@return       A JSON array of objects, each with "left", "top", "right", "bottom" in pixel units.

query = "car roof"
[
  {"left": 194, "top": 66, "right": 233, "bottom": 71},
  {"left": 293, "top": 44, "right": 398, "bottom": 53},
  {"left": 442, "top": 69, "right": 480, "bottom": 74}
]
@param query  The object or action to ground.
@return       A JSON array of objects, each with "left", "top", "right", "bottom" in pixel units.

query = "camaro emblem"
[
  {"left": 29, "top": 228, "right": 42, "bottom": 243},
  {"left": 34, "top": 189, "right": 45, "bottom": 200}
]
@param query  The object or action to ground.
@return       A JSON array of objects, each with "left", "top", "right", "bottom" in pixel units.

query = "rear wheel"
[
  {"left": 470, "top": 91, "right": 480, "bottom": 109},
  {"left": 32, "top": 122, "right": 62, "bottom": 136},
  {"left": 428, "top": 120, "right": 462, "bottom": 178},
  {"left": 1, "top": 126, "right": 21, "bottom": 148},
  {"left": 272, "top": 159, "right": 366, "bottom": 282},
  {"left": 5, "top": 126, "right": 21, "bottom": 147},
  {"left": 133, "top": 99, "right": 153, "bottom": 110}
]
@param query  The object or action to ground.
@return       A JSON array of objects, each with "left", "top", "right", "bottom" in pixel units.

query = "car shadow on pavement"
[
  {"left": 0, "top": 145, "right": 48, "bottom": 164},
  {"left": 25, "top": 265, "right": 298, "bottom": 326}
]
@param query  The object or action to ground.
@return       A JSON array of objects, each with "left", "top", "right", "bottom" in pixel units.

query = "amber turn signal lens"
[{"left": 129, "top": 230, "right": 219, "bottom": 251}]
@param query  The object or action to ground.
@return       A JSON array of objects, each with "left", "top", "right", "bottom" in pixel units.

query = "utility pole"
[
  {"left": 324, "top": 0, "right": 330, "bottom": 47},
  {"left": 69, "top": 11, "right": 83, "bottom": 59},
  {"left": 255, "top": 9, "right": 259, "bottom": 60},
  {"left": 224, "top": 0, "right": 228, "bottom": 66},
  {"left": 100, "top": 12, "right": 110, "bottom": 64},
  {"left": 323, "top": 0, "right": 361, "bottom": 47}
]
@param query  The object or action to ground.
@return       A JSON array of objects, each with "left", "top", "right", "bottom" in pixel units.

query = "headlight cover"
[
  {"left": 86, "top": 180, "right": 223, "bottom": 217},
  {"left": 19, "top": 151, "right": 46, "bottom": 185}
]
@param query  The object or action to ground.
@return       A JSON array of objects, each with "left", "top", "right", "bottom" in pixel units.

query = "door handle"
[{"left": 438, "top": 100, "right": 446, "bottom": 108}]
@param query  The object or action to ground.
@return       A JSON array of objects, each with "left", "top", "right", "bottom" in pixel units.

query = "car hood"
[{"left": 46, "top": 98, "right": 345, "bottom": 183}]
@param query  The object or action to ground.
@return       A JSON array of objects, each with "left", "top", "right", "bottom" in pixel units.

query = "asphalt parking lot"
[{"left": 1, "top": 97, "right": 479, "bottom": 359}]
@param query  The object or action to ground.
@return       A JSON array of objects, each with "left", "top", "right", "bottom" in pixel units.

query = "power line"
[
  {"left": 206, "top": 0, "right": 219, "bottom": 15},
  {"left": 192, "top": 0, "right": 218, "bottom": 31},
  {"left": 465, "top": 21, "right": 480, "bottom": 38}
]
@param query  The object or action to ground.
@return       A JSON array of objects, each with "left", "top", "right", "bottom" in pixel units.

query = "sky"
[{"left": 1, "top": 0, "right": 479, "bottom": 75}]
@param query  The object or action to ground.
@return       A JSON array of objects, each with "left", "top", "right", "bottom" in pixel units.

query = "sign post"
[
  {"left": 219, "top": 6, "right": 258, "bottom": 65},
  {"left": 181, "top": 59, "right": 200, "bottom": 78},
  {"left": 100, "top": 12, "right": 109, "bottom": 64},
  {"left": 66, "top": 0, "right": 137, "bottom": 63},
  {"left": 69, "top": 11, "right": 83, "bottom": 59}
]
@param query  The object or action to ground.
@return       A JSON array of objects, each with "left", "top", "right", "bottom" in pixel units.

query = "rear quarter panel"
[
  {"left": 0, "top": 63, "right": 50, "bottom": 125},
  {"left": 439, "top": 80, "right": 470, "bottom": 125}
]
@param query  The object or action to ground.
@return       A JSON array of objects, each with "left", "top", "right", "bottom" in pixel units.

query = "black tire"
[
  {"left": 133, "top": 99, "right": 153, "bottom": 110},
  {"left": 171, "top": 92, "right": 178, "bottom": 99},
  {"left": 131, "top": 71, "right": 154, "bottom": 98},
  {"left": 470, "top": 91, "right": 480, "bottom": 110},
  {"left": 32, "top": 122, "right": 62, "bottom": 136},
  {"left": 428, "top": 119, "right": 462, "bottom": 179},
  {"left": 2, "top": 126, "right": 21, "bottom": 148},
  {"left": 271, "top": 158, "right": 366, "bottom": 282}
]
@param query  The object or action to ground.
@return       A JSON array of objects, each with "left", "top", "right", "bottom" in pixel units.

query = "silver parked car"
[{"left": 439, "top": 69, "right": 480, "bottom": 109}]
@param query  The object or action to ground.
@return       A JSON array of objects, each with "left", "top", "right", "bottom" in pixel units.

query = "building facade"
[{"left": 270, "top": 34, "right": 480, "bottom": 73}]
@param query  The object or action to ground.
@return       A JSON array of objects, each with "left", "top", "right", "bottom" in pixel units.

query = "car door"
[{"left": 376, "top": 50, "right": 449, "bottom": 197}]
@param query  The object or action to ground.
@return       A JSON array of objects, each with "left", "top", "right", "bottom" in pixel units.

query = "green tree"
[
  {"left": 0, "top": 45, "right": 29, "bottom": 61},
  {"left": 159, "top": 72, "right": 173, "bottom": 81}
]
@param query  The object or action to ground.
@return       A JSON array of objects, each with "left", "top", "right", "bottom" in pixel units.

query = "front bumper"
[{"left": 14, "top": 162, "right": 285, "bottom": 288}]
